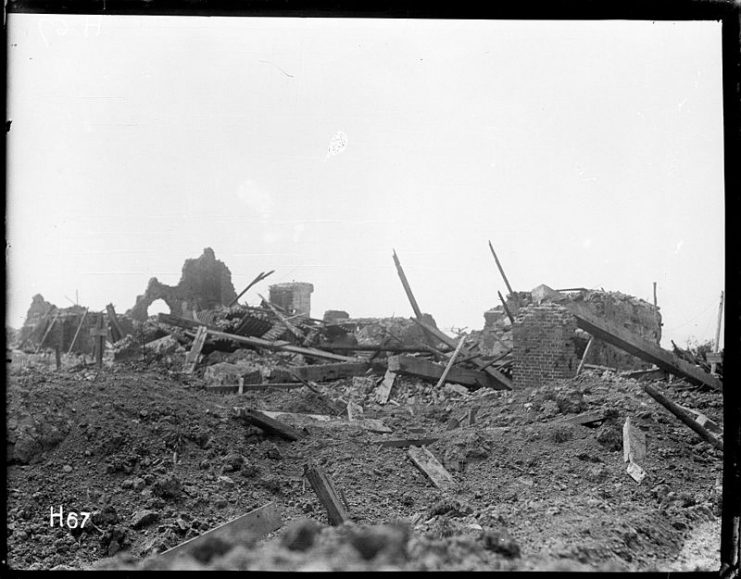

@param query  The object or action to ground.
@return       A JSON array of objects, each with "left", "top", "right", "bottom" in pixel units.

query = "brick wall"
[{"left": 512, "top": 303, "right": 579, "bottom": 389}]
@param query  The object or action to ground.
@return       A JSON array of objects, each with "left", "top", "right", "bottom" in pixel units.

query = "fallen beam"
[
  {"left": 407, "top": 446, "right": 456, "bottom": 491},
  {"left": 159, "top": 502, "right": 281, "bottom": 562},
  {"left": 271, "top": 361, "right": 371, "bottom": 383},
  {"left": 235, "top": 407, "right": 305, "bottom": 441},
  {"left": 208, "top": 382, "right": 305, "bottom": 393},
  {"left": 413, "top": 319, "right": 512, "bottom": 390},
  {"left": 374, "top": 369, "right": 397, "bottom": 404},
  {"left": 564, "top": 410, "right": 607, "bottom": 427},
  {"left": 563, "top": 302, "right": 721, "bottom": 391},
  {"left": 388, "top": 355, "right": 492, "bottom": 389},
  {"left": 304, "top": 464, "right": 350, "bottom": 525},
  {"left": 322, "top": 344, "right": 432, "bottom": 353},
  {"left": 434, "top": 335, "right": 466, "bottom": 389},
  {"left": 641, "top": 384, "right": 723, "bottom": 450}
]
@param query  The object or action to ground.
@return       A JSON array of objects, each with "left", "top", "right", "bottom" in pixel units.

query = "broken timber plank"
[
  {"left": 575, "top": 336, "right": 594, "bottom": 376},
  {"left": 434, "top": 335, "right": 466, "bottom": 389},
  {"left": 374, "top": 437, "right": 439, "bottom": 448},
  {"left": 641, "top": 383, "right": 723, "bottom": 450},
  {"left": 564, "top": 410, "right": 607, "bottom": 427},
  {"left": 186, "top": 326, "right": 356, "bottom": 362},
  {"left": 375, "top": 369, "right": 397, "bottom": 404},
  {"left": 236, "top": 407, "right": 304, "bottom": 441},
  {"left": 183, "top": 325, "right": 208, "bottom": 374},
  {"left": 563, "top": 302, "right": 722, "bottom": 391},
  {"left": 304, "top": 464, "right": 350, "bottom": 525},
  {"left": 488, "top": 240, "right": 516, "bottom": 300},
  {"left": 228, "top": 270, "right": 275, "bottom": 307},
  {"left": 623, "top": 417, "right": 647, "bottom": 464},
  {"left": 414, "top": 319, "right": 512, "bottom": 390},
  {"left": 498, "top": 291, "right": 515, "bottom": 324},
  {"left": 407, "top": 446, "right": 456, "bottom": 491},
  {"left": 259, "top": 293, "right": 305, "bottom": 340},
  {"left": 159, "top": 502, "right": 281, "bottom": 562},
  {"left": 388, "top": 355, "right": 491, "bottom": 389},
  {"left": 66, "top": 308, "right": 89, "bottom": 355}
]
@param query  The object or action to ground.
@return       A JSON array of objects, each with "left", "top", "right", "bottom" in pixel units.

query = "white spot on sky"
[
  {"left": 582, "top": 238, "right": 592, "bottom": 249},
  {"left": 235, "top": 179, "right": 273, "bottom": 221},
  {"left": 326, "top": 130, "right": 348, "bottom": 159},
  {"left": 675, "top": 240, "right": 684, "bottom": 254}
]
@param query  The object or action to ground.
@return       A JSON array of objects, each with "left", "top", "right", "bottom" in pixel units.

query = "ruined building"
[
  {"left": 128, "top": 248, "right": 238, "bottom": 321},
  {"left": 268, "top": 282, "right": 314, "bottom": 318}
]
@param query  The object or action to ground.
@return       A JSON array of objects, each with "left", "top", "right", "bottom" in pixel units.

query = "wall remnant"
[
  {"left": 128, "top": 248, "right": 237, "bottom": 321},
  {"left": 268, "top": 282, "right": 314, "bottom": 318}
]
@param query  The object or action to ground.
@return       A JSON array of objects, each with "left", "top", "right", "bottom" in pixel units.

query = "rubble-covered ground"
[{"left": 5, "top": 346, "right": 723, "bottom": 571}]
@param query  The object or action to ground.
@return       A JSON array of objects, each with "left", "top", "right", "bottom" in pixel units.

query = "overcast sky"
[{"left": 6, "top": 15, "right": 725, "bottom": 348}]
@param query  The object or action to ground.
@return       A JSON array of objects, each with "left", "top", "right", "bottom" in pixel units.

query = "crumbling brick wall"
[{"left": 512, "top": 303, "right": 579, "bottom": 389}]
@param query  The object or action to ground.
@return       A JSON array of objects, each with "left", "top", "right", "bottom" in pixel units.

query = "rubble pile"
[{"left": 6, "top": 247, "right": 727, "bottom": 572}]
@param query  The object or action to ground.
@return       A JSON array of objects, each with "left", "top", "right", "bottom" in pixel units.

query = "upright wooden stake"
[
  {"left": 392, "top": 249, "right": 424, "bottom": 320},
  {"left": 35, "top": 311, "right": 60, "bottom": 354},
  {"left": 67, "top": 309, "right": 89, "bottom": 355},
  {"left": 91, "top": 313, "right": 106, "bottom": 368}
]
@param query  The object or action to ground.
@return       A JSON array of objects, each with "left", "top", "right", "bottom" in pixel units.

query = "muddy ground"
[{"left": 5, "top": 347, "right": 723, "bottom": 571}]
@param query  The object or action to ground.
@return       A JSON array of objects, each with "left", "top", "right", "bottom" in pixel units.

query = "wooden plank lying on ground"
[
  {"left": 159, "top": 502, "right": 281, "bottom": 562},
  {"left": 388, "top": 355, "right": 491, "bottom": 389},
  {"left": 183, "top": 325, "right": 208, "bottom": 374},
  {"left": 235, "top": 407, "right": 305, "bottom": 441},
  {"left": 407, "top": 446, "right": 456, "bottom": 491},
  {"left": 374, "top": 437, "right": 439, "bottom": 448},
  {"left": 208, "top": 382, "right": 306, "bottom": 393},
  {"left": 260, "top": 411, "right": 392, "bottom": 433},
  {"left": 272, "top": 361, "right": 371, "bottom": 383},
  {"left": 641, "top": 384, "right": 723, "bottom": 450},
  {"left": 563, "top": 302, "right": 721, "bottom": 391},
  {"left": 677, "top": 404, "right": 722, "bottom": 435},
  {"left": 564, "top": 410, "right": 607, "bottom": 426},
  {"left": 374, "top": 369, "right": 397, "bottom": 404},
  {"left": 304, "top": 464, "right": 350, "bottom": 525}
]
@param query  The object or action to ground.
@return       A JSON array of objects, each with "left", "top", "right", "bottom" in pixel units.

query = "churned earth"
[{"left": 5, "top": 347, "right": 723, "bottom": 571}]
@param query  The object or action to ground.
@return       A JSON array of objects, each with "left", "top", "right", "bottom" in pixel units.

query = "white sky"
[{"left": 6, "top": 15, "right": 725, "bottom": 348}]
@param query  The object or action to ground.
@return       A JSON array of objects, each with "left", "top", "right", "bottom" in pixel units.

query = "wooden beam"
[
  {"left": 388, "top": 355, "right": 491, "bottom": 389},
  {"left": 259, "top": 293, "right": 305, "bottom": 340},
  {"left": 235, "top": 407, "right": 305, "bottom": 441},
  {"left": 91, "top": 313, "right": 107, "bottom": 368},
  {"left": 488, "top": 240, "right": 515, "bottom": 298},
  {"left": 303, "top": 464, "right": 350, "bottom": 525},
  {"left": 322, "top": 344, "right": 431, "bottom": 353},
  {"left": 158, "top": 312, "right": 217, "bottom": 331},
  {"left": 641, "top": 384, "right": 723, "bottom": 450},
  {"left": 407, "top": 446, "right": 456, "bottom": 491},
  {"left": 106, "top": 304, "right": 126, "bottom": 343},
  {"left": 183, "top": 325, "right": 208, "bottom": 374},
  {"left": 564, "top": 410, "right": 607, "bottom": 427},
  {"left": 434, "top": 335, "right": 466, "bottom": 388},
  {"left": 35, "top": 310, "right": 60, "bottom": 353},
  {"left": 575, "top": 336, "right": 594, "bottom": 376},
  {"left": 498, "top": 291, "right": 514, "bottom": 324},
  {"left": 271, "top": 361, "right": 371, "bottom": 383},
  {"left": 228, "top": 270, "right": 275, "bottom": 307},
  {"left": 159, "top": 502, "right": 281, "bottom": 562},
  {"left": 67, "top": 309, "right": 88, "bottom": 355},
  {"left": 563, "top": 302, "right": 721, "bottom": 391},
  {"left": 392, "top": 249, "right": 424, "bottom": 320},
  {"left": 413, "top": 319, "right": 512, "bottom": 390}
]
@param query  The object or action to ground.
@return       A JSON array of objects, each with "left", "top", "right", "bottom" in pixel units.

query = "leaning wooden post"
[
  {"left": 576, "top": 337, "right": 594, "bottom": 376},
  {"left": 488, "top": 241, "right": 515, "bottom": 298},
  {"left": 303, "top": 464, "right": 350, "bottom": 525},
  {"left": 642, "top": 383, "right": 723, "bottom": 451},
  {"left": 67, "top": 309, "right": 88, "bottom": 355},
  {"left": 498, "top": 291, "right": 515, "bottom": 324},
  {"left": 392, "top": 249, "right": 424, "bottom": 320},
  {"left": 434, "top": 335, "right": 466, "bottom": 389},
  {"left": 35, "top": 310, "right": 60, "bottom": 354}
]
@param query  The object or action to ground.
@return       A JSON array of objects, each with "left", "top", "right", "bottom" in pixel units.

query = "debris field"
[{"left": 6, "top": 247, "right": 725, "bottom": 571}]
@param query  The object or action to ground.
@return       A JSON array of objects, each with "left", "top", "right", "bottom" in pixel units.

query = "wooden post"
[
  {"left": 488, "top": 240, "right": 515, "bottom": 298},
  {"left": 106, "top": 304, "right": 126, "bottom": 343},
  {"left": 713, "top": 291, "right": 724, "bottom": 373},
  {"left": 91, "top": 313, "right": 106, "bottom": 368},
  {"left": 434, "top": 334, "right": 466, "bottom": 389},
  {"left": 67, "top": 309, "right": 88, "bottom": 354},
  {"left": 183, "top": 325, "right": 208, "bottom": 374},
  {"left": 304, "top": 464, "right": 350, "bottom": 525},
  {"left": 35, "top": 310, "right": 60, "bottom": 353},
  {"left": 498, "top": 291, "right": 515, "bottom": 324},
  {"left": 576, "top": 337, "right": 594, "bottom": 376},
  {"left": 642, "top": 384, "right": 723, "bottom": 450},
  {"left": 55, "top": 346, "right": 61, "bottom": 370},
  {"left": 392, "top": 249, "right": 425, "bottom": 320}
]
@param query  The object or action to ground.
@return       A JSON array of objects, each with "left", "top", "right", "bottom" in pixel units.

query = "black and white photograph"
[{"left": 4, "top": 1, "right": 739, "bottom": 573}]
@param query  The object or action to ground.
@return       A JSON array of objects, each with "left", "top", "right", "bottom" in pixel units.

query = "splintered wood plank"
[
  {"left": 159, "top": 502, "right": 281, "bottom": 562},
  {"left": 407, "top": 446, "right": 456, "bottom": 491},
  {"left": 304, "top": 464, "right": 350, "bottom": 525},
  {"left": 183, "top": 325, "right": 208, "bottom": 374},
  {"left": 565, "top": 410, "right": 607, "bottom": 427},
  {"left": 375, "top": 369, "right": 397, "bottom": 404},
  {"left": 387, "top": 355, "right": 488, "bottom": 388},
  {"left": 622, "top": 417, "right": 647, "bottom": 464},
  {"left": 236, "top": 407, "right": 305, "bottom": 441}
]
